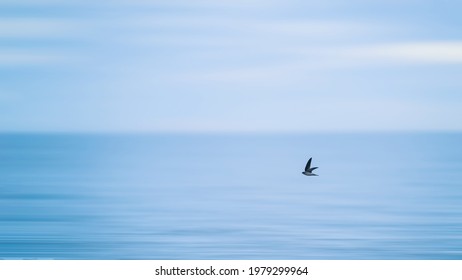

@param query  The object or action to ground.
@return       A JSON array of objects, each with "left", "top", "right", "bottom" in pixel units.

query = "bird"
[{"left": 302, "top": 157, "right": 318, "bottom": 176}]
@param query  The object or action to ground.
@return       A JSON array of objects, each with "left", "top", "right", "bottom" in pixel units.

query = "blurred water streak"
[{"left": 1, "top": 133, "right": 461, "bottom": 259}]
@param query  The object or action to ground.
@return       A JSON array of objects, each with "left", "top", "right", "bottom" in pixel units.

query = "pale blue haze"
[
  {"left": 0, "top": 0, "right": 462, "bottom": 132},
  {"left": 1, "top": 133, "right": 461, "bottom": 259}
]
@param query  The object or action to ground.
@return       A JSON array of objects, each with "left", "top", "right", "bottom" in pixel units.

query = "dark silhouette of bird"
[{"left": 302, "top": 157, "right": 318, "bottom": 176}]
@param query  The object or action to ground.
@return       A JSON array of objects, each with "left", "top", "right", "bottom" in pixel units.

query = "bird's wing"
[
  {"left": 307, "top": 167, "right": 318, "bottom": 172},
  {"left": 304, "top": 157, "right": 312, "bottom": 171}
]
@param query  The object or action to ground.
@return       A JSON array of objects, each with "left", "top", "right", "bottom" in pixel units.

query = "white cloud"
[
  {"left": 0, "top": 50, "right": 72, "bottom": 66},
  {"left": 0, "top": 0, "right": 63, "bottom": 3},
  {"left": 112, "top": 0, "right": 281, "bottom": 8},
  {"left": 342, "top": 41, "right": 462, "bottom": 64},
  {"left": 0, "top": 18, "right": 86, "bottom": 66},
  {"left": 185, "top": 41, "right": 462, "bottom": 83},
  {"left": 0, "top": 18, "right": 85, "bottom": 38},
  {"left": 126, "top": 15, "right": 376, "bottom": 39}
]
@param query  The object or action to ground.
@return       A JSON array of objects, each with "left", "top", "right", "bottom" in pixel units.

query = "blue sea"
[{"left": 1, "top": 133, "right": 462, "bottom": 259}]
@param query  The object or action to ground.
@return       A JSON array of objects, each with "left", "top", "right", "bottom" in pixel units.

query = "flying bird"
[{"left": 302, "top": 157, "right": 318, "bottom": 176}]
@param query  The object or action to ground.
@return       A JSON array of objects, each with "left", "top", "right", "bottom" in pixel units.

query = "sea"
[{"left": 1, "top": 133, "right": 461, "bottom": 259}]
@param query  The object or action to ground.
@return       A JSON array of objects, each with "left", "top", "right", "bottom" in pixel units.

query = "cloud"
[
  {"left": 0, "top": 17, "right": 87, "bottom": 66},
  {"left": 0, "top": 18, "right": 85, "bottom": 38},
  {"left": 181, "top": 40, "right": 462, "bottom": 83},
  {"left": 0, "top": 0, "right": 60, "bottom": 3},
  {"left": 125, "top": 15, "right": 377, "bottom": 40},
  {"left": 111, "top": 0, "right": 281, "bottom": 9},
  {"left": 342, "top": 41, "right": 462, "bottom": 64},
  {"left": 0, "top": 50, "right": 72, "bottom": 66},
  {"left": 0, "top": 0, "right": 84, "bottom": 6}
]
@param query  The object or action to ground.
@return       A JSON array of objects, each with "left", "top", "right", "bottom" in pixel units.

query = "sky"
[{"left": 1, "top": 0, "right": 461, "bottom": 132}]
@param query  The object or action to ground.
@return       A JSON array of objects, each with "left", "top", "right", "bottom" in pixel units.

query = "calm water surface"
[{"left": 1, "top": 133, "right": 461, "bottom": 259}]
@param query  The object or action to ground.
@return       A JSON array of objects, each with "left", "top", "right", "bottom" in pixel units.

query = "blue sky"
[{"left": 1, "top": 0, "right": 461, "bottom": 132}]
